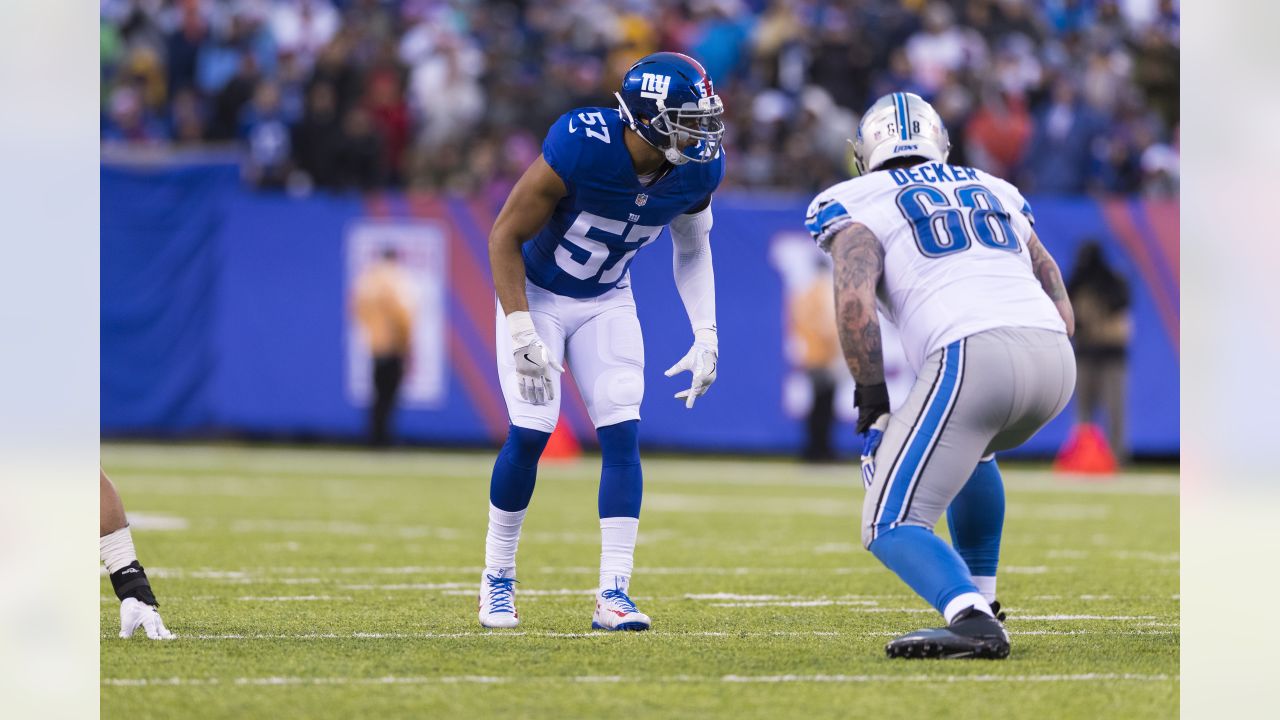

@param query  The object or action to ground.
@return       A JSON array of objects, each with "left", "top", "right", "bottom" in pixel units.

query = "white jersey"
[{"left": 806, "top": 163, "right": 1066, "bottom": 373}]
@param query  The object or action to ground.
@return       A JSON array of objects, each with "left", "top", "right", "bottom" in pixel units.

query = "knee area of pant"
[
  {"left": 865, "top": 521, "right": 933, "bottom": 553},
  {"left": 504, "top": 424, "right": 552, "bottom": 464},
  {"left": 596, "top": 368, "right": 645, "bottom": 410},
  {"left": 596, "top": 420, "right": 640, "bottom": 465}
]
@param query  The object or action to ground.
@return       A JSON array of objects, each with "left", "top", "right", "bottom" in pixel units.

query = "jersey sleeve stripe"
[{"left": 805, "top": 199, "right": 854, "bottom": 249}]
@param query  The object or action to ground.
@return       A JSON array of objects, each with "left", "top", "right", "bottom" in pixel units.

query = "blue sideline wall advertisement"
[{"left": 102, "top": 162, "right": 1179, "bottom": 457}]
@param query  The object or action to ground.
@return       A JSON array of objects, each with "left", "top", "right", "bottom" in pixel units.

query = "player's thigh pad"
[
  {"left": 861, "top": 337, "right": 1013, "bottom": 549},
  {"left": 495, "top": 285, "right": 566, "bottom": 433},
  {"left": 565, "top": 288, "right": 645, "bottom": 428}
]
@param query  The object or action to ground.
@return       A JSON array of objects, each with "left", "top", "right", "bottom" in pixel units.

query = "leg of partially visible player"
[
  {"left": 946, "top": 455, "right": 1005, "bottom": 611},
  {"left": 480, "top": 293, "right": 565, "bottom": 629},
  {"left": 567, "top": 289, "right": 651, "bottom": 631},
  {"left": 101, "top": 469, "right": 174, "bottom": 640}
]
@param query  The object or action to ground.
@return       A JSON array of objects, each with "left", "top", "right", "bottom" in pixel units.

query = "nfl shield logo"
[{"left": 635, "top": 194, "right": 648, "bottom": 206}]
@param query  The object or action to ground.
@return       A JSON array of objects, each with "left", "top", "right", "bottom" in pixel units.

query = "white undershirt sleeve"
[{"left": 668, "top": 203, "right": 717, "bottom": 338}]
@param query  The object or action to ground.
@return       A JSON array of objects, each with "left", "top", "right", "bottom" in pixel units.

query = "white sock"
[
  {"left": 943, "top": 592, "right": 994, "bottom": 624},
  {"left": 100, "top": 526, "right": 138, "bottom": 574},
  {"left": 599, "top": 516, "right": 639, "bottom": 592},
  {"left": 484, "top": 504, "right": 527, "bottom": 572},
  {"left": 973, "top": 576, "right": 998, "bottom": 604}
]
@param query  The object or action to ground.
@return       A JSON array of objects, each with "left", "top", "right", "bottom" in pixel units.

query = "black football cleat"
[
  {"left": 990, "top": 600, "right": 1006, "bottom": 621},
  {"left": 885, "top": 606, "right": 1011, "bottom": 659}
]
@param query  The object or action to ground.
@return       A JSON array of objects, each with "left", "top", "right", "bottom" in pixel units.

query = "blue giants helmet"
[{"left": 615, "top": 52, "right": 725, "bottom": 165}]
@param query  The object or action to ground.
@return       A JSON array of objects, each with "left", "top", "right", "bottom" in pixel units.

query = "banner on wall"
[{"left": 344, "top": 219, "right": 449, "bottom": 409}]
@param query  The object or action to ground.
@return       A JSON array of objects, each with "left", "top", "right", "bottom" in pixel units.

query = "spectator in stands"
[
  {"left": 270, "top": 0, "right": 340, "bottom": 71},
  {"left": 292, "top": 81, "right": 343, "bottom": 189},
  {"left": 1021, "top": 78, "right": 1101, "bottom": 193},
  {"left": 1067, "top": 240, "right": 1132, "bottom": 463},
  {"left": 965, "top": 86, "right": 1032, "bottom": 179},
  {"left": 904, "top": 2, "right": 987, "bottom": 96},
  {"left": 364, "top": 46, "right": 412, "bottom": 185},
  {"left": 241, "top": 81, "right": 293, "bottom": 189},
  {"left": 169, "top": 88, "right": 207, "bottom": 144},
  {"left": 98, "top": 0, "right": 1179, "bottom": 196},
  {"left": 207, "top": 51, "right": 261, "bottom": 141},
  {"left": 1140, "top": 124, "right": 1179, "bottom": 198},
  {"left": 102, "top": 85, "right": 167, "bottom": 144},
  {"left": 351, "top": 246, "right": 416, "bottom": 448},
  {"left": 334, "top": 106, "right": 386, "bottom": 191},
  {"left": 165, "top": 0, "right": 209, "bottom": 97}
]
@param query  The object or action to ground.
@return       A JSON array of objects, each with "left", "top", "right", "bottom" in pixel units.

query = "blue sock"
[
  {"left": 489, "top": 425, "right": 551, "bottom": 512},
  {"left": 946, "top": 458, "right": 1004, "bottom": 578},
  {"left": 597, "top": 420, "right": 642, "bottom": 518},
  {"left": 869, "top": 525, "right": 979, "bottom": 615}
]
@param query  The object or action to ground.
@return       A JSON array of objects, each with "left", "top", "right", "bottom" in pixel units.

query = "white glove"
[
  {"left": 664, "top": 329, "right": 718, "bottom": 408},
  {"left": 508, "top": 311, "right": 563, "bottom": 405},
  {"left": 119, "top": 597, "right": 176, "bottom": 640},
  {"left": 860, "top": 414, "right": 890, "bottom": 490}
]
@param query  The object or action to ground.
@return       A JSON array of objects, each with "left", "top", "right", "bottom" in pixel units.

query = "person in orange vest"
[
  {"left": 788, "top": 260, "right": 843, "bottom": 462},
  {"left": 351, "top": 245, "right": 416, "bottom": 447}
]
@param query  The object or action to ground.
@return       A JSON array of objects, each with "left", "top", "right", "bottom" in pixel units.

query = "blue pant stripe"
[{"left": 873, "top": 340, "right": 963, "bottom": 537}]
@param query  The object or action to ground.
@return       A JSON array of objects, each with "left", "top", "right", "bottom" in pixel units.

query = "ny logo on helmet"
[{"left": 640, "top": 73, "right": 671, "bottom": 101}]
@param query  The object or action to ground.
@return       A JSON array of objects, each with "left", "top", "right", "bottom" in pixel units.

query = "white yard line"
[
  {"left": 1014, "top": 614, "right": 1157, "bottom": 621},
  {"left": 143, "top": 565, "right": 889, "bottom": 578},
  {"left": 103, "top": 630, "right": 852, "bottom": 641},
  {"left": 103, "top": 444, "right": 1177, "bottom": 496},
  {"left": 104, "top": 672, "right": 1176, "bottom": 687},
  {"left": 237, "top": 596, "right": 351, "bottom": 602}
]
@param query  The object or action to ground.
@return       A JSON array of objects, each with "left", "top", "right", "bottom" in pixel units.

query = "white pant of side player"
[{"left": 481, "top": 280, "right": 651, "bottom": 630}]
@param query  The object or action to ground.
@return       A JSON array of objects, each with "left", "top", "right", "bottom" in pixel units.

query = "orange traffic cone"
[
  {"left": 1054, "top": 423, "right": 1117, "bottom": 475},
  {"left": 541, "top": 421, "right": 581, "bottom": 463}
]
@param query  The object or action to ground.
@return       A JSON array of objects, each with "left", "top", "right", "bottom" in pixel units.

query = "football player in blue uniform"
[{"left": 478, "top": 52, "right": 725, "bottom": 631}]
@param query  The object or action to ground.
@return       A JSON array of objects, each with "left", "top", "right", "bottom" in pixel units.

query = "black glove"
[{"left": 855, "top": 382, "right": 890, "bottom": 434}]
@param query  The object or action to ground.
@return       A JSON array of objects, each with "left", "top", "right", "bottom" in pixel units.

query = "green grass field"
[{"left": 100, "top": 443, "right": 1178, "bottom": 719}]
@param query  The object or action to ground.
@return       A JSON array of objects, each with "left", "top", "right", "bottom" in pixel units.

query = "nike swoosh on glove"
[
  {"left": 512, "top": 332, "right": 563, "bottom": 406},
  {"left": 664, "top": 330, "right": 718, "bottom": 409},
  {"left": 860, "top": 414, "right": 890, "bottom": 489}
]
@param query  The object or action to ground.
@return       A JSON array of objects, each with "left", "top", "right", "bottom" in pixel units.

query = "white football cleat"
[
  {"left": 591, "top": 586, "right": 651, "bottom": 631},
  {"left": 119, "top": 598, "right": 175, "bottom": 640},
  {"left": 478, "top": 570, "right": 519, "bottom": 629}
]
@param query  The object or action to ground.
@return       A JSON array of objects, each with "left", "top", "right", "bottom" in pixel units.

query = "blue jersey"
[{"left": 523, "top": 107, "right": 725, "bottom": 299}]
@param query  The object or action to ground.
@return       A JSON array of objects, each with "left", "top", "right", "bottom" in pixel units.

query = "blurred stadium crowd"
[{"left": 101, "top": 0, "right": 1179, "bottom": 195}]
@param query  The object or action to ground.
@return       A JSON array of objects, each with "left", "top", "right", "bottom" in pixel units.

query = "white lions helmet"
[{"left": 851, "top": 92, "right": 951, "bottom": 175}]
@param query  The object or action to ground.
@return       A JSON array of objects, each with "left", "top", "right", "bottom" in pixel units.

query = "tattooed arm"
[
  {"left": 830, "top": 222, "right": 891, "bottom": 434},
  {"left": 1027, "top": 230, "right": 1075, "bottom": 337},
  {"left": 830, "top": 222, "right": 885, "bottom": 385}
]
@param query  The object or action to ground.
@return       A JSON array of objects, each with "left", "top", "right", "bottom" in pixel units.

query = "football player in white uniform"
[{"left": 806, "top": 92, "right": 1076, "bottom": 659}]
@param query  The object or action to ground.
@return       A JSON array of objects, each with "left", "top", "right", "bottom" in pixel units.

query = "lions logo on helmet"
[
  {"left": 616, "top": 52, "right": 725, "bottom": 166},
  {"left": 852, "top": 92, "right": 951, "bottom": 176}
]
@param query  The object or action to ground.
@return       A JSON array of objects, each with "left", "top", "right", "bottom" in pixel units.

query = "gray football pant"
[{"left": 862, "top": 328, "right": 1076, "bottom": 549}]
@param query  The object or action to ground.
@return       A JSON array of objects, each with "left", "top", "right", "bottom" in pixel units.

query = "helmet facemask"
[{"left": 618, "top": 92, "right": 724, "bottom": 166}]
